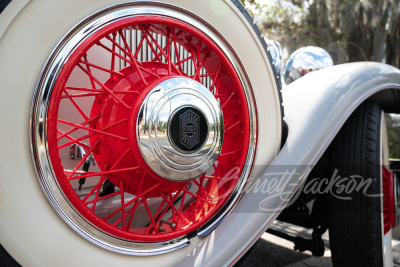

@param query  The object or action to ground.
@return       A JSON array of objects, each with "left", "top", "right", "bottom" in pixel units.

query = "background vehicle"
[{"left": 0, "top": 1, "right": 399, "bottom": 266}]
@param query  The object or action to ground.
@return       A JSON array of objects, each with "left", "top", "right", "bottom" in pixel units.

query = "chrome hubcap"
[{"left": 136, "top": 77, "right": 223, "bottom": 181}]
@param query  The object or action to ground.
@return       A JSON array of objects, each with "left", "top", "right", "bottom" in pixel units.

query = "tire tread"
[{"left": 329, "top": 102, "right": 383, "bottom": 267}]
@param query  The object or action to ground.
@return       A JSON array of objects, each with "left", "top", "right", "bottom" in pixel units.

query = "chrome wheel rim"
[{"left": 30, "top": 2, "right": 257, "bottom": 255}]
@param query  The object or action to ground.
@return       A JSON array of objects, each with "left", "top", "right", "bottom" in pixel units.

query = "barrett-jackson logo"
[{"left": 180, "top": 110, "right": 200, "bottom": 149}]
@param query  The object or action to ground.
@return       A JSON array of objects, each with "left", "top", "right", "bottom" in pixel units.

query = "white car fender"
[
  {"left": 176, "top": 62, "right": 400, "bottom": 266},
  {"left": 0, "top": 0, "right": 30, "bottom": 39}
]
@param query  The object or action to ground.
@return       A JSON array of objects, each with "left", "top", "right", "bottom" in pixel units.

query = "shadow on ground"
[{"left": 236, "top": 221, "right": 400, "bottom": 267}]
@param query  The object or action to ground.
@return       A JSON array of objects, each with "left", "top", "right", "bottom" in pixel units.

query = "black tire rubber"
[
  {"left": 0, "top": 244, "right": 19, "bottom": 267},
  {"left": 328, "top": 102, "right": 385, "bottom": 266}
]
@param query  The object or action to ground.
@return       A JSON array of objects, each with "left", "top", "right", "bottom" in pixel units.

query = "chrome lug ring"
[{"left": 136, "top": 78, "right": 222, "bottom": 181}]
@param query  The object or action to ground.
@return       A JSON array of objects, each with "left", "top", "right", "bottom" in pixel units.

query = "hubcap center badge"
[{"left": 169, "top": 107, "right": 209, "bottom": 153}]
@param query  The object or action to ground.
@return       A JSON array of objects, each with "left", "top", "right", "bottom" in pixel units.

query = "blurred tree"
[
  {"left": 386, "top": 114, "right": 400, "bottom": 158},
  {"left": 242, "top": 0, "right": 400, "bottom": 68},
  {"left": 241, "top": 0, "right": 400, "bottom": 158}
]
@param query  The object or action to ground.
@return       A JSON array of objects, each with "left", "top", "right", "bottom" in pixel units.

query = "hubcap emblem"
[
  {"left": 181, "top": 110, "right": 199, "bottom": 148},
  {"left": 169, "top": 107, "right": 208, "bottom": 153}
]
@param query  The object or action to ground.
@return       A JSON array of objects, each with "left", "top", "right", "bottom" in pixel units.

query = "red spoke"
[
  {"left": 160, "top": 193, "right": 190, "bottom": 224},
  {"left": 112, "top": 199, "right": 144, "bottom": 228},
  {"left": 169, "top": 193, "right": 177, "bottom": 223},
  {"left": 177, "top": 191, "right": 187, "bottom": 228},
  {"left": 194, "top": 176, "right": 205, "bottom": 209},
  {"left": 223, "top": 114, "right": 236, "bottom": 130},
  {"left": 90, "top": 182, "right": 103, "bottom": 212},
  {"left": 154, "top": 187, "right": 185, "bottom": 225},
  {"left": 88, "top": 191, "right": 121, "bottom": 205},
  {"left": 67, "top": 140, "right": 100, "bottom": 179},
  {"left": 182, "top": 188, "right": 199, "bottom": 199},
  {"left": 150, "top": 38, "right": 173, "bottom": 63},
  {"left": 64, "top": 170, "right": 95, "bottom": 175},
  {"left": 108, "top": 31, "right": 134, "bottom": 62},
  {"left": 205, "top": 175, "right": 223, "bottom": 180},
  {"left": 107, "top": 31, "right": 152, "bottom": 84},
  {"left": 138, "top": 64, "right": 161, "bottom": 79},
  {"left": 84, "top": 162, "right": 110, "bottom": 210},
  {"left": 214, "top": 93, "right": 229, "bottom": 98},
  {"left": 134, "top": 34, "right": 146, "bottom": 59},
  {"left": 119, "top": 180, "right": 126, "bottom": 229},
  {"left": 65, "top": 87, "right": 139, "bottom": 94},
  {"left": 110, "top": 32, "right": 117, "bottom": 81},
  {"left": 127, "top": 173, "right": 145, "bottom": 228},
  {"left": 115, "top": 30, "right": 154, "bottom": 85},
  {"left": 131, "top": 53, "right": 148, "bottom": 85},
  {"left": 58, "top": 119, "right": 128, "bottom": 141},
  {"left": 192, "top": 180, "right": 201, "bottom": 188},
  {"left": 61, "top": 92, "right": 106, "bottom": 98},
  {"left": 189, "top": 42, "right": 204, "bottom": 83},
  {"left": 57, "top": 119, "right": 128, "bottom": 149},
  {"left": 125, "top": 200, "right": 144, "bottom": 230},
  {"left": 144, "top": 27, "right": 170, "bottom": 61},
  {"left": 81, "top": 147, "right": 128, "bottom": 203},
  {"left": 77, "top": 64, "right": 131, "bottom": 110},
  {"left": 83, "top": 176, "right": 106, "bottom": 203},
  {"left": 56, "top": 129, "right": 91, "bottom": 150},
  {"left": 70, "top": 166, "right": 140, "bottom": 180},
  {"left": 190, "top": 51, "right": 199, "bottom": 81},
  {"left": 220, "top": 91, "right": 235, "bottom": 110},
  {"left": 174, "top": 56, "right": 192, "bottom": 66},
  {"left": 65, "top": 87, "right": 100, "bottom": 92},
  {"left": 82, "top": 54, "right": 97, "bottom": 91},
  {"left": 191, "top": 57, "right": 206, "bottom": 82},
  {"left": 167, "top": 36, "right": 172, "bottom": 75},
  {"left": 101, "top": 34, "right": 160, "bottom": 83},
  {"left": 220, "top": 149, "right": 241, "bottom": 157},
  {"left": 97, "top": 40, "right": 134, "bottom": 66},
  {"left": 151, "top": 200, "right": 167, "bottom": 225},
  {"left": 210, "top": 64, "right": 222, "bottom": 92},
  {"left": 200, "top": 73, "right": 227, "bottom": 78},
  {"left": 139, "top": 26, "right": 164, "bottom": 63},
  {"left": 143, "top": 199, "right": 159, "bottom": 234},
  {"left": 103, "top": 182, "right": 161, "bottom": 221},
  {"left": 226, "top": 119, "right": 242, "bottom": 132},
  {"left": 62, "top": 90, "right": 89, "bottom": 121},
  {"left": 78, "top": 60, "right": 125, "bottom": 78},
  {"left": 172, "top": 30, "right": 184, "bottom": 74},
  {"left": 220, "top": 150, "right": 241, "bottom": 164}
]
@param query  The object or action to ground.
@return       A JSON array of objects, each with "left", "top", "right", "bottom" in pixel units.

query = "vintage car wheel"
[
  {"left": 0, "top": 0, "right": 282, "bottom": 265},
  {"left": 329, "top": 102, "right": 394, "bottom": 266}
]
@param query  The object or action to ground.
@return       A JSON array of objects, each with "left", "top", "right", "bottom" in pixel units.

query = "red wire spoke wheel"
[{"left": 30, "top": 3, "right": 266, "bottom": 255}]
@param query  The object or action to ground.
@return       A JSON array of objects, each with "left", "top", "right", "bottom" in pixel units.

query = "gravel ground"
[{"left": 236, "top": 221, "right": 400, "bottom": 267}]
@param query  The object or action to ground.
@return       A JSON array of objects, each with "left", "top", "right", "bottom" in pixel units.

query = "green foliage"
[
  {"left": 243, "top": 0, "right": 309, "bottom": 39},
  {"left": 241, "top": 0, "right": 400, "bottom": 157},
  {"left": 242, "top": 0, "right": 400, "bottom": 67}
]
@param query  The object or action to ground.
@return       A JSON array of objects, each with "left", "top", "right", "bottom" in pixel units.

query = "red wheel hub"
[
  {"left": 46, "top": 16, "right": 252, "bottom": 242},
  {"left": 89, "top": 64, "right": 183, "bottom": 196}
]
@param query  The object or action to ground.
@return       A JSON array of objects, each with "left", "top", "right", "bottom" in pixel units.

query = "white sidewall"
[
  {"left": 382, "top": 112, "right": 393, "bottom": 267},
  {"left": 0, "top": 0, "right": 281, "bottom": 266}
]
